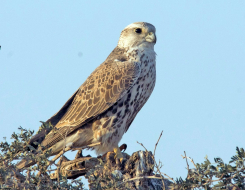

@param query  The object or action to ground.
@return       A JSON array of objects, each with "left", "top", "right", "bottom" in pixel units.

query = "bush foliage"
[{"left": 0, "top": 125, "right": 244, "bottom": 189}]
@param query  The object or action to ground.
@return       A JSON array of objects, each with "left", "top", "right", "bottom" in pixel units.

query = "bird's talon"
[
  {"left": 119, "top": 157, "right": 125, "bottom": 163},
  {"left": 113, "top": 147, "right": 124, "bottom": 163}
]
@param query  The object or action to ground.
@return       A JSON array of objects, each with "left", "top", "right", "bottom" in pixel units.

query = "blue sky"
[{"left": 0, "top": 0, "right": 245, "bottom": 185}]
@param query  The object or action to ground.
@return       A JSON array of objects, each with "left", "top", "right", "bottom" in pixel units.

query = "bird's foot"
[{"left": 113, "top": 146, "right": 124, "bottom": 163}]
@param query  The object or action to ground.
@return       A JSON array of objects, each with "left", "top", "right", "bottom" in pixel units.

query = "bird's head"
[{"left": 118, "top": 22, "right": 156, "bottom": 49}]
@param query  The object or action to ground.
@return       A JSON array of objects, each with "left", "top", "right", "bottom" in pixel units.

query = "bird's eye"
[{"left": 134, "top": 28, "right": 142, "bottom": 34}]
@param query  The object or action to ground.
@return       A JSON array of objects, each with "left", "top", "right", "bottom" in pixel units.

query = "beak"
[{"left": 145, "top": 32, "right": 156, "bottom": 43}]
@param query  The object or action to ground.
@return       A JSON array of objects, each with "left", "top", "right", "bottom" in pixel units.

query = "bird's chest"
[
  {"left": 127, "top": 55, "right": 156, "bottom": 118},
  {"left": 91, "top": 51, "right": 156, "bottom": 151}
]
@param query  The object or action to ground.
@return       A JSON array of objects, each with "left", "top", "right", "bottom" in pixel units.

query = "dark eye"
[{"left": 134, "top": 28, "right": 142, "bottom": 34}]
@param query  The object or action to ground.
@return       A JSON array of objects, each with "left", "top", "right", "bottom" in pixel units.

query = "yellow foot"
[{"left": 113, "top": 146, "right": 124, "bottom": 163}]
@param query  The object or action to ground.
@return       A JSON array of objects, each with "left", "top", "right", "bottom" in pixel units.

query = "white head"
[{"left": 118, "top": 22, "right": 157, "bottom": 49}]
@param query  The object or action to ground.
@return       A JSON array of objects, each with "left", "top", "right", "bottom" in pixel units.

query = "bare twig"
[
  {"left": 161, "top": 172, "right": 176, "bottom": 183},
  {"left": 154, "top": 130, "right": 163, "bottom": 158},
  {"left": 183, "top": 151, "right": 190, "bottom": 177},
  {"left": 181, "top": 154, "right": 197, "bottom": 169},
  {"left": 137, "top": 141, "right": 148, "bottom": 151},
  {"left": 230, "top": 182, "right": 242, "bottom": 190}
]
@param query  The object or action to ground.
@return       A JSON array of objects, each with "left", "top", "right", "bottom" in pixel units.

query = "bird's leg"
[{"left": 113, "top": 146, "right": 124, "bottom": 162}]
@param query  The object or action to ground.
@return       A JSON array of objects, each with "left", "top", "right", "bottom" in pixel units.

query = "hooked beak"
[{"left": 145, "top": 32, "right": 156, "bottom": 43}]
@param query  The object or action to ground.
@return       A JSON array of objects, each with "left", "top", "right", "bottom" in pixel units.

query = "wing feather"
[{"left": 41, "top": 56, "right": 141, "bottom": 149}]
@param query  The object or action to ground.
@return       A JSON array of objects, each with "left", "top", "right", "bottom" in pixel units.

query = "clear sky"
[{"left": 0, "top": 0, "right": 245, "bottom": 186}]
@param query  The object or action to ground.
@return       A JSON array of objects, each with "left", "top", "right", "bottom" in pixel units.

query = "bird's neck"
[{"left": 126, "top": 46, "right": 156, "bottom": 63}]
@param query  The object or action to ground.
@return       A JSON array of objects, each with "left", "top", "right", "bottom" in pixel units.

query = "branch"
[{"left": 154, "top": 130, "right": 163, "bottom": 158}]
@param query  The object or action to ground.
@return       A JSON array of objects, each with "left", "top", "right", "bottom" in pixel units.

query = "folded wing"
[{"left": 41, "top": 57, "right": 141, "bottom": 149}]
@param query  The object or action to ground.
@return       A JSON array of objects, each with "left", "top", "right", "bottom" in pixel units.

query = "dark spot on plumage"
[
  {"left": 122, "top": 112, "right": 126, "bottom": 119},
  {"left": 137, "top": 85, "right": 140, "bottom": 91},
  {"left": 140, "top": 54, "right": 145, "bottom": 62},
  {"left": 113, "top": 118, "right": 118, "bottom": 124},
  {"left": 95, "top": 89, "right": 100, "bottom": 97},
  {"left": 108, "top": 106, "right": 113, "bottom": 111},
  {"left": 125, "top": 108, "right": 130, "bottom": 113},
  {"left": 117, "top": 110, "right": 122, "bottom": 117},
  {"left": 124, "top": 100, "right": 129, "bottom": 106},
  {"left": 105, "top": 91, "right": 110, "bottom": 102},
  {"left": 112, "top": 85, "right": 118, "bottom": 95},
  {"left": 102, "top": 119, "right": 111, "bottom": 128},
  {"left": 125, "top": 83, "right": 130, "bottom": 88},
  {"left": 127, "top": 93, "right": 131, "bottom": 100},
  {"left": 107, "top": 137, "right": 111, "bottom": 143},
  {"left": 120, "top": 57, "right": 127, "bottom": 62},
  {"left": 86, "top": 94, "right": 90, "bottom": 100},
  {"left": 101, "top": 88, "right": 105, "bottom": 93},
  {"left": 130, "top": 101, "right": 133, "bottom": 106},
  {"left": 106, "top": 84, "right": 112, "bottom": 89},
  {"left": 114, "top": 129, "right": 118, "bottom": 136},
  {"left": 115, "top": 74, "right": 122, "bottom": 80},
  {"left": 119, "top": 80, "right": 124, "bottom": 88},
  {"left": 88, "top": 99, "right": 92, "bottom": 106},
  {"left": 119, "top": 102, "right": 123, "bottom": 107},
  {"left": 112, "top": 108, "right": 117, "bottom": 114}
]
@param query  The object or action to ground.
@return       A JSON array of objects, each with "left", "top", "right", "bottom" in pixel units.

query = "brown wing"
[
  {"left": 27, "top": 89, "right": 79, "bottom": 149},
  {"left": 41, "top": 57, "right": 141, "bottom": 149}
]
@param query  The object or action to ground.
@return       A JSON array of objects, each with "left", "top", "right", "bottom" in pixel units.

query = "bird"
[{"left": 17, "top": 22, "right": 157, "bottom": 169}]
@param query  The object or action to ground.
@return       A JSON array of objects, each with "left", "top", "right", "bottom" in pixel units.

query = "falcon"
[{"left": 17, "top": 22, "right": 157, "bottom": 169}]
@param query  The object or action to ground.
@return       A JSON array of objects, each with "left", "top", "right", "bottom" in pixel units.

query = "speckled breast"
[
  {"left": 92, "top": 49, "right": 156, "bottom": 154},
  {"left": 124, "top": 52, "right": 156, "bottom": 129}
]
